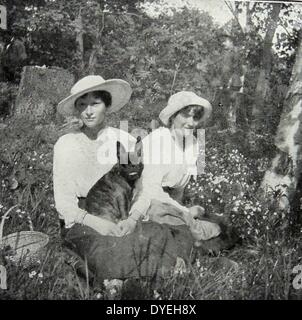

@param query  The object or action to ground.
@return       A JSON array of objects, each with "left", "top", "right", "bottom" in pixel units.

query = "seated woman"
[
  {"left": 118, "top": 91, "right": 221, "bottom": 240},
  {"left": 53, "top": 75, "right": 136, "bottom": 236}
]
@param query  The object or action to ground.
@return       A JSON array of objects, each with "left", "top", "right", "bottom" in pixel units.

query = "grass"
[{"left": 1, "top": 114, "right": 302, "bottom": 300}]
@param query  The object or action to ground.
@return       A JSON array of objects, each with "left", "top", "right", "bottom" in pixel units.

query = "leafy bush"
[{"left": 184, "top": 128, "right": 294, "bottom": 248}]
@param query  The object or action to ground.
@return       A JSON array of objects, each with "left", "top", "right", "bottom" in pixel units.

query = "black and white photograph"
[{"left": 1, "top": 0, "right": 302, "bottom": 302}]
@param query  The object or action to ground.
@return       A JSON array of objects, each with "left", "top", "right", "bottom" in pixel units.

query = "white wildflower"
[
  {"left": 29, "top": 271, "right": 37, "bottom": 278},
  {"left": 109, "top": 288, "right": 117, "bottom": 296},
  {"left": 154, "top": 290, "right": 161, "bottom": 299},
  {"left": 196, "top": 259, "right": 201, "bottom": 268}
]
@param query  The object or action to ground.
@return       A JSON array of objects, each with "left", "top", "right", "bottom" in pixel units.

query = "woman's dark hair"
[
  {"left": 92, "top": 90, "right": 112, "bottom": 108},
  {"left": 75, "top": 90, "right": 112, "bottom": 108},
  {"left": 168, "top": 105, "right": 205, "bottom": 127}
]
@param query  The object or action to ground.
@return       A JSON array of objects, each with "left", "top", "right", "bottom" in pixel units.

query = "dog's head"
[{"left": 116, "top": 136, "right": 143, "bottom": 184}]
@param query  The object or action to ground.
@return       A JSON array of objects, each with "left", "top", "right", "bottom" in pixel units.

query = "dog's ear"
[
  {"left": 128, "top": 137, "right": 143, "bottom": 165},
  {"left": 134, "top": 136, "right": 143, "bottom": 158},
  {"left": 116, "top": 141, "right": 127, "bottom": 164}
]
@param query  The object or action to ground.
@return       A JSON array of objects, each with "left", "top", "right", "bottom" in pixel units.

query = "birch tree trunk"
[
  {"left": 244, "top": 1, "right": 255, "bottom": 33},
  {"left": 262, "top": 30, "right": 302, "bottom": 210},
  {"left": 252, "top": 3, "right": 282, "bottom": 132}
]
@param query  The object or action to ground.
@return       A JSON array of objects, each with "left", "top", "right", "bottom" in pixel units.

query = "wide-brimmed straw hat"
[
  {"left": 159, "top": 91, "right": 212, "bottom": 126},
  {"left": 57, "top": 75, "right": 132, "bottom": 116}
]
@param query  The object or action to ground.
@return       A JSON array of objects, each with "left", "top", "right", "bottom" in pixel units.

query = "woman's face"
[
  {"left": 171, "top": 105, "right": 205, "bottom": 133},
  {"left": 75, "top": 92, "right": 107, "bottom": 129}
]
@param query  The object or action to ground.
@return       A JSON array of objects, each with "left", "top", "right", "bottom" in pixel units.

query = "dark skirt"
[{"left": 61, "top": 219, "right": 194, "bottom": 284}]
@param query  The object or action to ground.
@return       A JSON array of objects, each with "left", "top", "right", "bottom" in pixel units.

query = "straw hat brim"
[{"left": 57, "top": 79, "right": 132, "bottom": 116}]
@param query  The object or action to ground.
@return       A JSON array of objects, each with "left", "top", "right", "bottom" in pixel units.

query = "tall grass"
[{"left": 1, "top": 118, "right": 302, "bottom": 300}]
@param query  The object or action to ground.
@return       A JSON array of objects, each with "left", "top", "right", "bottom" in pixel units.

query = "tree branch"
[
  {"left": 279, "top": 21, "right": 292, "bottom": 37},
  {"left": 75, "top": 7, "right": 84, "bottom": 61},
  {"left": 170, "top": 63, "right": 180, "bottom": 95},
  {"left": 224, "top": 0, "right": 245, "bottom": 35}
]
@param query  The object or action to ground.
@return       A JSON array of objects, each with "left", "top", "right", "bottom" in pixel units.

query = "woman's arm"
[
  {"left": 118, "top": 128, "right": 196, "bottom": 235},
  {"left": 130, "top": 163, "right": 190, "bottom": 220},
  {"left": 53, "top": 136, "right": 122, "bottom": 236},
  {"left": 53, "top": 137, "right": 85, "bottom": 226},
  {"left": 118, "top": 161, "right": 191, "bottom": 235},
  {"left": 130, "top": 128, "right": 190, "bottom": 219}
]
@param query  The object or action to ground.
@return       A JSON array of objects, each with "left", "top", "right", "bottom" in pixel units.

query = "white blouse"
[
  {"left": 53, "top": 127, "right": 136, "bottom": 227},
  {"left": 130, "top": 127, "right": 200, "bottom": 219}
]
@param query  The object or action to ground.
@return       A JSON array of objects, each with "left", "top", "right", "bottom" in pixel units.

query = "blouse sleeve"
[
  {"left": 53, "top": 136, "right": 87, "bottom": 227},
  {"left": 129, "top": 130, "right": 190, "bottom": 220}
]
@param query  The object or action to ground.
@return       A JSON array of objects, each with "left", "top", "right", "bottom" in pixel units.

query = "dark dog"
[{"left": 81, "top": 137, "right": 143, "bottom": 223}]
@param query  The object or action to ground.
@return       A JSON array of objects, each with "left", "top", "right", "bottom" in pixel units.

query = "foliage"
[
  {"left": 183, "top": 128, "right": 294, "bottom": 245},
  {"left": 1, "top": 0, "right": 298, "bottom": 102},
  {"left": 0, "top": 0, "right": 299, "bottom": 138}
]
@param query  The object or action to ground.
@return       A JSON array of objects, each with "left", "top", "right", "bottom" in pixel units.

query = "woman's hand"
[
  {"left": 189, "top": 205, "right": 205, "bottom": 219},
  {"left": 190, "top": 220, "right": 221, "bottom": 241},
  {"left": 117, "top": 217, "right": 137, "bottom": 236}
]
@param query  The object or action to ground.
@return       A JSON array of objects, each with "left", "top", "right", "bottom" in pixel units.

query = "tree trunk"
[
  {"left": 244, "top": 1, "right": 254, "bottom": 33},
  {"left": 261, "top": 30, "right": 302, "bottom": 210},
  {"left": 75, "top": 8, "right": 85, "bottom": 76},
  {"left": 87, "top": 7, "right": 104, "bottom": 74},
  {"left": 252, "top": 3, "right": 282, "bottom": 132}
]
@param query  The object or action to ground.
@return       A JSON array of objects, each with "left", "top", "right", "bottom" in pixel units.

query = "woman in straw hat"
[
  {"left": 53, "top": 75, "right": 136, "bottom": 237},
  {"left": 118, "top": 91, "right": 221, "bottom": 240}
]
